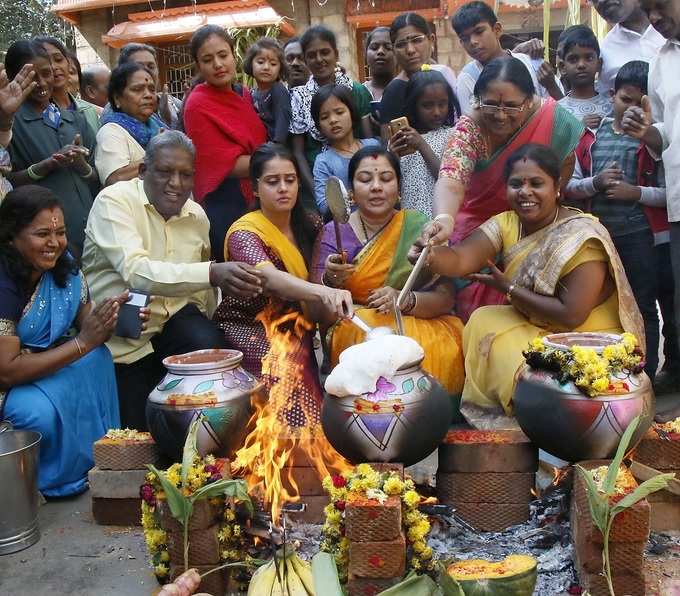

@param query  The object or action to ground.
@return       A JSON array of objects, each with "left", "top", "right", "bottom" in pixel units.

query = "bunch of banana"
[{"left": 247, "top": 548, "right": 315, "bottom": 596}]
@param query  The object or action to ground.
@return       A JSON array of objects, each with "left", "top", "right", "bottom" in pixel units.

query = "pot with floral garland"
[{"left": 513, "top": 332, "right": 654, "bottom": 462}]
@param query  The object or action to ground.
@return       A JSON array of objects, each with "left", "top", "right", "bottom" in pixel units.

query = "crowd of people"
[{"left": 1, "top": 0, "right": 679, "bottom": 496}]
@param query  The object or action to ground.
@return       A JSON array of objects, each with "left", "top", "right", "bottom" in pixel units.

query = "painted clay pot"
[
  {"left": 513, "top": 333, "right": 654, "bottom": 462},
  {"left": 321, "top": 358, "right": 453, "bottom": 467},
  {"left": 146, "top": 349, "right": 264, "bottom": 461}
]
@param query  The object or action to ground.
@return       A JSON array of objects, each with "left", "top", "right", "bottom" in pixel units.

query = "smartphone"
[
  {"left": 389, "top": 116, "right": 409, "bottom": 136},
  {"left": 115, "top": 290, "right": 150, "bottom": 339},
  {"left": 369, "top": 100, "right": 381, "bottom": 121}
]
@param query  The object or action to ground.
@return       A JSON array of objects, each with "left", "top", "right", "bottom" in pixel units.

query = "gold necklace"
[{"left": 519, "top": 207, "right": 560, "bottom": 239}]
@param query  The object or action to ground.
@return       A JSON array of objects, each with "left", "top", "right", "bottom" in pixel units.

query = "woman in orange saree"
[{"left": 311, "top": 146, "right": 464, "bottom": 396}]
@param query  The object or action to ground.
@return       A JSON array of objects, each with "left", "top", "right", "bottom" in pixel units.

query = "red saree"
[
  {"left": 183, "top": 83, "right": 267, "bottom": 202},
  {"left": 451, "top": 100, "right": 584, "bottom": 321}
]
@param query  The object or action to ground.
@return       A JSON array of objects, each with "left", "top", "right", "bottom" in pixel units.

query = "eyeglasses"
[
  {"left": 477, "top": 100, "right": 528, "bottom": 115},
  {"left": 394, "top": 34, "right": 427, "bottom": 50}
]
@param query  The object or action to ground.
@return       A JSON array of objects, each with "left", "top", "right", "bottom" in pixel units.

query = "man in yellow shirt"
[{"left": 82, "top": 131, "right": 263, "bottom": 429}]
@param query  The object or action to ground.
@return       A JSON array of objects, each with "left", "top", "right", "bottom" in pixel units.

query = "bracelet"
[
  {"left": 73, "top": 336, "right": 85, "bottom": 356},
  {"left": 505, "top": 283, "right": 516, "bottom": 303},
  {"left": 79, "top": 163, "right": 93, "bottom": 178},
  {"left": 27, "top": 164, "right": 46, "bottom": 181},
  {"left": 401, "top": 290, "right": 417, "bottom": 314},
  {"left": 433, "top": 214, "right": 454, "bottom": 225}
]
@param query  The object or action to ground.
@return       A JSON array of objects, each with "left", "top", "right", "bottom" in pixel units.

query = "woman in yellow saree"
[
  {"left": 311, "top": 145, "right": 465, "bottom": 395},
  {"left": 213, "top": 143, "right": 352, "bottom": 430},
  {"left": 419, "top": 144, "right": 643, "bottom": 427}
]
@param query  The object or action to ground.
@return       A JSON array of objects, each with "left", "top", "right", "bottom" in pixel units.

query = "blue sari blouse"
[{"left": 0, "top": 264, "right": 119, "bottom": 496}]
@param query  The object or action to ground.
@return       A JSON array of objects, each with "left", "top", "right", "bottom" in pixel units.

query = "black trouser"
[
  {"left": 613, "top": 229, "right": 659, "bottom": 378},
  {"left": 114, "top": 304, "right": 227, "bottom": 430},
  {"left": 656, "top": 242, "right": 680, "bottom": 368}
]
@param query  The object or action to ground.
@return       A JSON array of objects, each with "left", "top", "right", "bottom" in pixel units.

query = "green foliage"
[
  {"left": 577, "top": 415, "right": 674, "bottom": 596},
  {"left": 0, "top": 0, "right": 74, "bottom": 54},
  {"left": 311, "top": 552, "right": 343, "bottom": 596}
]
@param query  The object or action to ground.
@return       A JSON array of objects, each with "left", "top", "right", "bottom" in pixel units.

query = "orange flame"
[{"left": 231, "top": 306, "right": 350, "bottom": 524}]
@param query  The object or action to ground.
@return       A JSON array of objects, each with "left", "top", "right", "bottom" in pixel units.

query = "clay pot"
[
  {"left": 146, "top": 349, "right": 264, "bottom": 461},
  {"left": 513, "top": 333, "right": 654, "bottom": 462},
  {"left": 321, "top": 358, "right": 452, "bottom": 467}
]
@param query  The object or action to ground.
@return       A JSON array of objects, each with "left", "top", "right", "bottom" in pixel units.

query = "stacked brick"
[
  {"left": 90, "top": 432, "right": 160, "bottom": 526},
  {"left": 161, "top": 458, "right": 232, "bottom": 596},
  {"left": 346, "top": 464, "right": 405, "bottom": 596},
  {"left": 436, "top": 429, "right": 538, "bottom": 531},
  {"left": 632, "top": 428, "right": 680, "bottom": 531},
  {"left": 281, "top": 444, "right": 329, "bottom": 524},
  {"left": 571, "top": 460, "right": 649, "bottom": 596}
]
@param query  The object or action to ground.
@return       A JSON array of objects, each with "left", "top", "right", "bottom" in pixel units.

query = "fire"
[{"left": 231, "top": 306, "right": 350, "bottom": 523}]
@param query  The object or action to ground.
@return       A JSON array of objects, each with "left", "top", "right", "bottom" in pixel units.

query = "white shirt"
[
  {"left": 649, "top": 40, "right": 680, "bottom": 221},
  {"left": 456, "top": 51, "right": 561, "bottom": 115},
  {"left": 598, "top": 24, "right": 665, "bottom": 93}
]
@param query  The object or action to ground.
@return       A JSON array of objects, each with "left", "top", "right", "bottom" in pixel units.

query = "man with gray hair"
[{"left": 82, "top": 131, "right": 263, "bottom": 429}]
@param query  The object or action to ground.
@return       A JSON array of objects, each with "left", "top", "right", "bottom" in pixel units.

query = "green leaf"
[
  {"left": 181, "top": 415, "right": 202, "bottom": 486},
  {"left": 147, "top": 464, "right": 189, "bottom": 522},
  {"left": 402, "top": 378, "right": 415, "bottom": 393},
  {"left": 311, "top": 552, "right": 343, "bottom": 596},
  {"left": 436, "top": 563, "right": 465, "bottom": 596},
  {"left": 190, "top": 479, "right": 254, "bottom": 515},
  {"left": 157, "top": 378, "right": 182, "bottom": 391},
  {"left": 575, "top": 465, "right": 609, "bottom": 534},
  {"left": 193, "top": 380, "right": 215, "bottom": 394},
  {"left": 376, "top": 572, "right": 440, "bottom": 595},
  {"left": 611, "top": 473, "right": 676, "bottom": 515},
  {"left": 604, "top": 415, "right": 640, "bottom": 495}
]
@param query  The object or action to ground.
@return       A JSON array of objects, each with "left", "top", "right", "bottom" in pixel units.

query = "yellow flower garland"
[
  {"left": 524, "top": 333, "right": 644, "bottom": 397},
  {"left": 140, "top": 455, "right": 252, "bottom": 584},
  {"left": 320, "top": 464, "right": 435, "bottom": 581}
]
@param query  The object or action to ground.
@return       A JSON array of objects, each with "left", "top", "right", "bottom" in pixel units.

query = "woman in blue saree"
[{"left": 0, "top": 186, "right": 123, "bottom": 497}]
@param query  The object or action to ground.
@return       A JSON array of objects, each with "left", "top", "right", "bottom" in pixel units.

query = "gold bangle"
[
  {"left": 74, "top": 336, "right": 85, "bottom": 355},
  {"left": 505, "top": 283, "right": 516, "bottom": 303}
]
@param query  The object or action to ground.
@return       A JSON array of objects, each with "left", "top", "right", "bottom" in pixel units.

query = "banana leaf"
[
  {"left": 147, "top": 464, "right": 190, "bottom": 522},
  {"left": 311, "top": 552, "right": 343, "bottom": 596},
  {"left": 377, "top": 570, "right": 464, "bottom": 596},
  {"left": 190, "top": 478, "right": 254, "bottom": 515}
]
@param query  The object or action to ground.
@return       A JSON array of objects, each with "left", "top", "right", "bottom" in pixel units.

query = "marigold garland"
[
  {"left": 523, "top": 333, "right": 645, "bottom": 397},
  {"left": 320, "top": 463, "right": 435, "bottom": 581},
  {"left": 139, "top": 454, "right": 252, "bottom": 584}
]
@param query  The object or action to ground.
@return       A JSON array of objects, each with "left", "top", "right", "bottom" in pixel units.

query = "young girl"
[
  {"left": 390, "top": 69, "right": 459, "bottom": 217},
  {"left": 379, "top": 12, "right": 458, "bottom": 126},
  {"left": 244, "top": 38, "right": 291, "bottom": 144},
  {"left": 311, "top": 85, "right": 380, "bottom": 218}
]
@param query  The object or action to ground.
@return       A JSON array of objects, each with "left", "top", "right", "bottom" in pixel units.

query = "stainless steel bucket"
[{"left": 0, "top": 430, "right": 41, "bottom": 555}]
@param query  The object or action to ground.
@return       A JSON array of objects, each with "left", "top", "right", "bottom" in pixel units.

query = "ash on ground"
[{"left": 288, "top": 485, "right": 577, "bottom": 594}]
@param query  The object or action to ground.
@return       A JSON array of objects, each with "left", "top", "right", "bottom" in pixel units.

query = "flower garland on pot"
[
  {"left": 523, "top": 332, "right": 644, "bottom": 397},
  {"left": 140, "top": 454, "right": 252, "bottom": 584},
  {"left": 320, "top": 463, "right": 435, "bottom": 581}
]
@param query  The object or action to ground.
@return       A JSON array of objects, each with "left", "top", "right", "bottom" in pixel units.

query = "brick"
[
  {"left": 93, "top": 435, "right": 159, "bottom": 470},
  {"left": 572, "top": 501, "right": 644, "bottom": 577},
  {"left": 88, "top": 467, "right": 147, "bottom": 499},
  {"left": 281, "top": 467, "right": 325, "bottom": 496},
  {"left": 158, "top": 499, "right": 220, "bottom": 532},
  {"left": 91, "top": 497, "right": 141, "bottom": 526},
  {"left": 283, "top": 495, "right": 329, "bottom": 524},
  {"left": 450, "top": 502, "right": 530, "bottom": 532},
  {"left": 633, "top": 429, "right": 680, "bottom": 470},
  {"left": 650, "top": 501, "right": 680, "bottom": 532},
  {"left": 577, "top": 571, "right": 646, "bottom": 596},
  {"left": 347, "top": 576, "right": 400, "bottom": 596},
  {"left": 349, "top": 532, "right": 406, "bottom": 579},
  {"left": 365, "top": 463, "right": 404, "bottom": 479},
  {"left": 436, "top": 471, "right": 534, "bottom": 505},
  {"left": 439, "top": 429, "right": 537, "bottom": 473},
  {"left": 346, "top": 495, "right": 402, "bottom": 542},
  {"left": 573, "top": 462, "right": 650, "bottom": 543},
  {"left": 167, "top": 525, "right": 221, "bottom": 566},
  {"left": 169, "top": 564, "right": 226, "bottom": 596}
]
